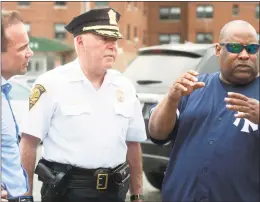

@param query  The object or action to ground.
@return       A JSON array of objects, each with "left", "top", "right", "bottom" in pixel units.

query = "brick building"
[
  {"left": 147, "top": 2, "right": 259, "bottom": 45},
  {"left": 1, "top": 1, "right": 259, "bottom": 73}
]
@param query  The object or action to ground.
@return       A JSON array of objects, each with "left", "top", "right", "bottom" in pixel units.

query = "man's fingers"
[
  {"left": 173, "top": 83, "right": 188, "bottom": 92},
  {"left": 184, "top": 72, "right": 198, "bottom": 82},
  {"left": 224, "top": 98, "right": 248, "bottom": 106},
  {"left": 227, "top": 92, "right": 248, "bottom": 101},
  {"left": 234, "top": 112, "right": 250, "bottom": 119},
  {"left": 193, "top": 82, "right": 205, "bottom": 89},
  {"left": 176, "top": 77, "right": 194, "bottom": 87},
  {"left": 187, "top": 70, "right": 199, "bottom": 77},
  {"left": 226, "top": 104, "right": 250, "bottom": 113}
]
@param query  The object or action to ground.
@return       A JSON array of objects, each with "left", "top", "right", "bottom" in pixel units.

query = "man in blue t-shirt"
[{"left": 149, "top": 20, "right": 259, "bottom": 202}]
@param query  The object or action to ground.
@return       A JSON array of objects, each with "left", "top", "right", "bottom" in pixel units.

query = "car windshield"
[
  {"left": 124, "top": 52, "right": 202, "bottom": 94},
  {"left": 9, "top": 81, "right": 30, "bottom": 100}
]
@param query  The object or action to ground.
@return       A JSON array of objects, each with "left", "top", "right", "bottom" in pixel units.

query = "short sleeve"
[
  {"left": 20, "top": 79, "right": 56, "bottom": 141},
  {"left": 126, "top": 96, "right": 147, "bottom": 142}
]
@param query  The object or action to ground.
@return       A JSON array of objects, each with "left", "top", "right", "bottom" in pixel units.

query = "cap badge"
[{"left": 108, "top": 9, "right": 117, "bottom": 25}]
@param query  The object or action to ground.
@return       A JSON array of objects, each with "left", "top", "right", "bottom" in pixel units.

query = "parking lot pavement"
[{"left": 32, "top": 147, "right": 162, "bottom": 202}]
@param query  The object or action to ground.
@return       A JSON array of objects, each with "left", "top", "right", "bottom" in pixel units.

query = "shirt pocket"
[
  {"left": 58, "top": 104, "right": 92, "bottom": 139},
  {"left": 60, "top": 104, "right": 91, "bottom": 116}
]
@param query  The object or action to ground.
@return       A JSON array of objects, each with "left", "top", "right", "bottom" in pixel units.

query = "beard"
[{"left": 220, "top": 66, "right": 258, "bottom": 85}]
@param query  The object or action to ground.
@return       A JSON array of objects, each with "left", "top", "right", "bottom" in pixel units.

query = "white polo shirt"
[{"left": 20, "top": 59, "right": 147, "bottom": 169}]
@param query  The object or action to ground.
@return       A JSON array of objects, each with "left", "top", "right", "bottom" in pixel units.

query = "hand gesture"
[
  {"left": 168, "top": 70, "right": 205, "bottom": 102},
  {"left": 225, "top": 92, "right": 259, "bottom": 124}
]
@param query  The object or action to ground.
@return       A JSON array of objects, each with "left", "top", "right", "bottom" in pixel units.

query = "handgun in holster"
[
  {"left": 111, "top": 162, "right": 130, "bottom": 186},
  {"left": 34, "top": 161, "right": 70, "bottom": 202}
]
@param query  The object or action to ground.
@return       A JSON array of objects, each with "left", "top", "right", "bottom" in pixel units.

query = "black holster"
[
  {"left": 111, "top": 162, "right": 130, "bottom": 186},
  {"left": 34, "top": 159, "right": 71, "bottom": 202}
]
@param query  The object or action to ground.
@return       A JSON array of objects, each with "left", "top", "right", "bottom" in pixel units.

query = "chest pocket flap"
[
  {"left": 60, "top": 104, "right": 91, "bottom": 116},
  {"left": 114, "top": 102, "right": 133, "bottom": 118}
]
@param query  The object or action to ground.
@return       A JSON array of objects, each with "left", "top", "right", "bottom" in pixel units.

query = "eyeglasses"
[{"left": 220, "top": 43, "right": 260, "bottom": 54}]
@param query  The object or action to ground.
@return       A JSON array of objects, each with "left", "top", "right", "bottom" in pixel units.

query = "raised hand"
[
  {"left": 168, "top": 70, "right": 205, "bottom": 102},
  {"left": 225, "top": 92, "right": 259, "bottom": 124}
]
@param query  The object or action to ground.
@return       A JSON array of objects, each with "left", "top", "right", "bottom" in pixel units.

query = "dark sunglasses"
[{"left": 220, "top": 43, "right": 260, "bottom": 54}]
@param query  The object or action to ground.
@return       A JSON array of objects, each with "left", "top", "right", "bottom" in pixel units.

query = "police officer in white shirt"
[{"left": 19, "top": 7, "right": 146, "bottom": 202}]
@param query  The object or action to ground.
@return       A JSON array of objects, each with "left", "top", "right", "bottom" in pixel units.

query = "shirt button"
[
  {"left": 208, "top": 140, "right": 214, "bottom": 145},
  {"left": 200, "top": 196, "right": 207, "bottom": 202},
  {"left": 218, "top": 117, "right": 222, "bottom": 121},
  {"left": 201, "top": 167, "right": 208, "bottom": 173}
]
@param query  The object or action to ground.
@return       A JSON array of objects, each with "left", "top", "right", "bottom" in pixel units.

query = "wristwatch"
[{"left": 130, "top": 194, "right": 145, "bottom": 201}]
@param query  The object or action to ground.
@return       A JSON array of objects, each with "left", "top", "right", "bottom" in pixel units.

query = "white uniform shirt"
[{"left": 20, "top": 59, "right": 146, "bottom": 169}]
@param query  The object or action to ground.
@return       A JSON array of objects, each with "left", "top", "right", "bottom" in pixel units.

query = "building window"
[
  {"left": 196, "top": 5, "right": 213, "bottom": 18},
  {"left": 17, "top": 1, "right": 31, "bottom": 6},
  {"left": 160, "top": 7, "right": 181, "bottom": 20},
  {"left": 24, "top": 23, "right": 31, "bottom": 34},
  {"left": 256, "top": 5, "right": 259, "bottom": 19},
  {"left": 54, "top": 24, "right": 66, "bottom": 40},
  {"left": 196, "top": 33, "right": 213, "bottom": 44},
  {"left": 232, "top": 4, "right": 239, "bottom": 16},
  {"left": 27, "top": 62, "right": 32, "bottom": 72},
  {"left": 143, "top": 5, "right": 147, "bottom": 16},
  {"left": 95, "top": 1, "right": 108, "bottom": 7},
  {"left": 159, "top": 34, "right": 181, "bottom": 44},
  {"left": 35, "top": 62, "right": 40, "bottom": 72},
  {"left": 143, "top": 30, "right": 146, "bottom": 44},
  {"left": 55, "top": 2, "right": 66, "bottom": 6},
  {"left": 134, "top": 27, "right": 137, "bottom": 38},
  {"left": 127, "top": 24, "right": 131, "bottom": 40}
]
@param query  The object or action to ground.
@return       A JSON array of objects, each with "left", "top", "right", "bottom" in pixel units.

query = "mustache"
[
  {"left": 234, "top": 63, "right": 253, "bottom": 68},
  {"left": 104, "top": 51, "right": 115, "bottom": 57}
]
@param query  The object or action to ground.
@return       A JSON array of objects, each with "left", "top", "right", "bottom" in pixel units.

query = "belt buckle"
[{"left": 96, "top": 173, "right": 108, "bottom": 190}]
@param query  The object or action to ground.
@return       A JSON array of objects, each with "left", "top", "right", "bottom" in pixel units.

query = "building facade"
[
  {"left": 2, "top": 1, "right": 259, "bottom": 72},
  {"left": 146, "top": 2, "right": 259, "bottom": 45}
]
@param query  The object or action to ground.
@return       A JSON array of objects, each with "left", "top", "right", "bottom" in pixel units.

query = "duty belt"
[{"left": 40, "top": 159, "right": 130, "bottom": 191}]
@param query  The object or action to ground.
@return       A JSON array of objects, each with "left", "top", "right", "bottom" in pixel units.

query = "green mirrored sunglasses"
[{"left": 220, "top": 43, "right": 260, "bottom": 54}]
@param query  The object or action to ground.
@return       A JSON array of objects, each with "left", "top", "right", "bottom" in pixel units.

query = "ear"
[
  {"left": 76, "top": 36, "right": 83, "bottom": 46},
  {"left": 215, "top": 43, "right": 221, "bottom": 56}
]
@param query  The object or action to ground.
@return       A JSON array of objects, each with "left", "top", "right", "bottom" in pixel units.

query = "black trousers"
[
  {"left": 59, "top": 186, "right": 129, "bottom": 202},
  {"left": 41, "top": 172, "right": 129, "bottom": 202}
]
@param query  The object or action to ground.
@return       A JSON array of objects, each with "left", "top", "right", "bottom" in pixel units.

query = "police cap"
[{"left": 65, "top": 7, "right": 123, "bottom": 39}]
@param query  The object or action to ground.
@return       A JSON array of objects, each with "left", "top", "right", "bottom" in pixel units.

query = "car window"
[
  {"left": 195, "top": 47, "right": 220, "bottom": 74},
  {"left": 9, "top": 81, "right": 30, "bottom": 100},
  {"left": 124, "top": 52, "right": 202, "bottom": 94}
]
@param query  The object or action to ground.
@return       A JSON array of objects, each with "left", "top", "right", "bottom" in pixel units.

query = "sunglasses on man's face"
[{"left": 220, "top": 43, "right": 260, "bottom": 54}]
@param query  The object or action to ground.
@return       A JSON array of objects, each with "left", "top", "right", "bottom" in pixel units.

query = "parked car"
[
  {"left": 123, "top": 43, "right": 216, "bottom": 190},
  {"left": 194, "top": 45, "right": 220, "bottom": 74}
]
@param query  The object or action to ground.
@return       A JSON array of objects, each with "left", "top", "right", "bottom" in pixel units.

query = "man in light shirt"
[{"left": 1, "top": 10, "right": 34, "bottom": 202}]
